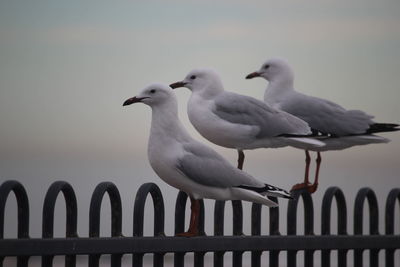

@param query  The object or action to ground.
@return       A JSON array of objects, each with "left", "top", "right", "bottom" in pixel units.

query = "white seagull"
[
  {"left": 170, "top": 69, "right": 325, "bottom": 170},
  {"left": 246, "top": 58, "right": 399, "bottom": 193},
  {"left": 123, "top": 83, "right": 292, "bottom": 236}
]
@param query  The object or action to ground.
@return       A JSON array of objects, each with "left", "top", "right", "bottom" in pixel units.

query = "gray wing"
[
  {"left": 176, "top": 142, "right": 264, "bottom": 188},
  {"left": 213, "top": 92, "right": 311, "bottom": 138},
  {"left": 281, "top": 92, "right": 374, "bottom": 136}
]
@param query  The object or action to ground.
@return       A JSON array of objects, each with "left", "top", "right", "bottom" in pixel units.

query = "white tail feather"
[
  {"left": 232, "top": 188, "right": 279, "bottom": 207},
  {"left": 285, "top": 137, "right": 325, "bottom": 150}
]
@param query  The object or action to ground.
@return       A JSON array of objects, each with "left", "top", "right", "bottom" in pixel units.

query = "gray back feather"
[
  {"left": 176, "top": 142, "right": 264, "bottom": 188},
  {"left": 213, "top": 92, "right": 311, "bottom": 138},
  {"left": 281, "top": 93, "right": 374, "bottom": 136}
]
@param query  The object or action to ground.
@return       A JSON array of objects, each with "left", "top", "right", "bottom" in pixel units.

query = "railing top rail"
[{"left": 1, "top": 235, "right": 399, "bottom": 257}]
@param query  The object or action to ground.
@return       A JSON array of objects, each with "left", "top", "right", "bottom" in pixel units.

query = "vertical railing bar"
[
  {"left": 174, "top": 191, "right": 187, "bottom": 267},
  {"left": 368, "top": 190, "right": 380, "bottom": 267},
  {"left": 353, "top": 189, "right": 363, "bottom": 267},
  {"left": 109, "top": 183, "right": 123, "bottom": 267},
  {"left": 153, "top": 255, "right": 164, "bottom": 267},
  {"left": 132, "top": 183, "right": 146, "bottom": 267},
  {"left": 151, "top": 184, "right": 166, "bottom": 267},
  {"left": 194, "top": 252, "right": 205, "bottom": 267},
  {"left": 213, "top": 200, "right": 225, "bottom": 267},
  {"left": 64, "top": 182, "right": 78, "bottom": 267},
  {"left": 336, "top": 188, "right": 348, "bottom": 267},
  {"left": 268, "top": 196, "right": 280, "bottom": 267},
  {"left": 251, "top": 203, "right": 261, "bottom": 267},
  {"left": 88, "top": 184, "right": 104, "bottom": 267},
  {"left": 287, "top": 190, "right": 299, "bottom": 267},
  {"left": 385, "top": 188, "right": 400, "bottom": 267},
  {"left": 303, "top": 191, "right": 315, "bottom": 267},
  {"left": 0, "top": 181, "right": 30, "bottom": 267},
  {"left": 232, "top": 200, "right": 243, "bottom": 267},
  {"left": 194, "top": 200, "right": 205, "bottom": 267}
]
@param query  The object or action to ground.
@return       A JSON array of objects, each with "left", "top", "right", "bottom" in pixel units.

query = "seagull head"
[
  {"left": 123, "top": 83, "right": 176, "bottom": 108},
  {"left": 170, "top": 68, "right": 224, "bottom": 95},
  {"left": 246, "top": 58, "right": 294, "bottom": 83}
]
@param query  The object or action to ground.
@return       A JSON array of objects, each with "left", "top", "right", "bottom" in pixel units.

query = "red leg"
[
  {"left": 304, "top": 150, "right": 311, "bottom": 184},
  {"left": 308, "top": 152, "right": 321, "bottom": 193},
  {"left": 237, "top": 150, "right": 245, "bottom": 170},
  {"left": 291, "top": 150, "right": 312, "bottom": 191},
  {"left": 176, "top": 198, "right": 200, "bottom": 237}
]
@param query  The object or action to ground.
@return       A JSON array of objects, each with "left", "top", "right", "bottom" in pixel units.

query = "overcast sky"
[{"left": 1, "top": 0, "right": 399, "bottom": 242}]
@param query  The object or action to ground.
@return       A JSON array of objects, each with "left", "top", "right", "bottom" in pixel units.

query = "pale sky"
[{"left": 1, "top": 0, "right": 399, "bottom": 242}]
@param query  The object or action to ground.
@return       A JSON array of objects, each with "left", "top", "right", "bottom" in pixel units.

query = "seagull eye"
[
  {"left": 150, "top": 89, "right": 156, "bottom": 94},
  {"left": 264, "top": 65, "right": 270, "bottom": 69},
  {"left": 190, "top": 75, "right": 196, "bottom": 80}
]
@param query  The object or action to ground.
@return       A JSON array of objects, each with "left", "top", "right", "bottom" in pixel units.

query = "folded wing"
[{"left": 213, "top": 92, "right": 312, "bottom": 138}]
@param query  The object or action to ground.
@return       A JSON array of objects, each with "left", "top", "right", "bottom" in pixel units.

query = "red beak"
[
  {"left": 122, "top": 96, "right": 148, "bottom": 106},
  {"left": 245, "top": 72, "right": 261, "bottom": 79},
  {"left": 169, "top": 81, "right": 187, "bottom": 89}
]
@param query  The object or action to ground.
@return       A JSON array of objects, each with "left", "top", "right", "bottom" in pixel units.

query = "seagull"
[
  {"left": 246, "top": 58, "right": 399, "bottom": 193},
  {"left": 123, "top": 83, "right": 292, "bottom": 237},
  {"left": 169, "top": 69, "right": 325, "bottom": 170}
]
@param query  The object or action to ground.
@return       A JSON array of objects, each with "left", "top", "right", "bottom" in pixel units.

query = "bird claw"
[
  {"left": 291, "top": 182, "right": 311, "bottom": 191},
  {"left": 307, "top": 183, "right": 318, "bottom": 194},
  {"left": 176, "top": 230, "right": 199, "bottom": 237},
  {"left": 291, "top": 182, "right": 318, "bottom": 194}
]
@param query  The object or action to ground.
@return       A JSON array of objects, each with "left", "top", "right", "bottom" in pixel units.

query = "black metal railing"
[{"left": 0, "top": 180, "right": 399, "bottom": 267}]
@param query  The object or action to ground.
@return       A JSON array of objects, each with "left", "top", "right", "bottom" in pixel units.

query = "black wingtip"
[
  {"left": 366, "top": 123, "right": 400, "bottom": 134},
  {"left": 236, "top": 184, "right": 293, "bottom": 199}
]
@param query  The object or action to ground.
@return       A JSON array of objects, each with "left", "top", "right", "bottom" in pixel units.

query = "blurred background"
[{"left": 1, "top": 0, "right": 399, "bottom": 266}]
